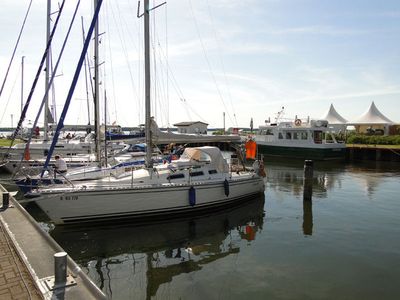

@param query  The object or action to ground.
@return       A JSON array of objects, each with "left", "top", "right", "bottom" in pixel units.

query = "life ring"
[{"left": 295, "top": 119, "right": 302, "bottom": 126}]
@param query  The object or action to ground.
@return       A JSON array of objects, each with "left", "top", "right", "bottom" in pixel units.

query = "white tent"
[
  {"left": 320, "top": 103, "right": 348, "bottom": 133},
  {"left": 349, "top": 101, "right": 393, "bottom": 135},
  {"left": 351, "top": 101, "right": 393, "bottom": 124}
]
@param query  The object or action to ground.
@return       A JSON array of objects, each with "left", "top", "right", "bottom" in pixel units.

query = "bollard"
[
  {"left": 54, "top": 252, "right": 67, "bottom": 286},
  {"left": 2, "top": 192, "right": 9, "bottom": 208},
  {"left": 303, "top": 160, "right": 313, "bottom": 201},
  {"left": 43, "top": 251, "right": 76, "bottom": 291}
]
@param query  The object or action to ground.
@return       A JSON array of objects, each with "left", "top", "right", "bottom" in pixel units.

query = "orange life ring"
[{"left": 295, "top": 119, "right": 302, "bottom": 126}]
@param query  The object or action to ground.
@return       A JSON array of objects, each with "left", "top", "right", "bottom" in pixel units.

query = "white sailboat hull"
[{"left": 34, "top": 176, "right": 265, "bottom": 224}]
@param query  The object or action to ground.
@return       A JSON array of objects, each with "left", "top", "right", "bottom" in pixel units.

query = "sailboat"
[{"left": 23, "top": 0, "right": 265, "bottom": 225}]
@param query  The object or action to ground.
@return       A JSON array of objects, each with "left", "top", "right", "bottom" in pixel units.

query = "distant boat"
[
  {"left": 14, "top": 143, "right": 164, "bottom": 194},
  {"left": 104, "top": 124, "right": 145, "bottom": 141},
  {"left": 0, "top": 133, "right": 102, "bottom": 160},
  {"left": 254, "top": 118, "right": 346, "bottom": 160}
]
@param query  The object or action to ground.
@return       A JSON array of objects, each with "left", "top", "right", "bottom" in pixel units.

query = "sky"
[{"left": 1, "top": 0, "right": 400, "bottom": 129}]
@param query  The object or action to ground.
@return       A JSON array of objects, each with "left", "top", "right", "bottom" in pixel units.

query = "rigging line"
[
  {"left": 104, "top": 1, "right": 118, "bottom": 123},
  {"left": 153, "top": 33, "right": 207, "bottom": 123},
  {"left": 183, "top": 99, "right": 208, "bottom": 123},
  {"left": 165, "top": 2, "right": 169, "bottom": 126},
  {"left": 156, "top": 49, "right": 169, "bottom": 125},
  {"left": 187, "top": 0, "right": 234, "bottom": 125},
  {"left": 109, "top": 2, "right": 140, "bottom": 104},
  {"left": 113, "top": 0, "right": 144, "bottom": 124},
  {"left": 152, "top": 27, "right": 169, "bottom": 125},
  {"left": 3, "top": 0, "right": 66, "bottom": 163},
  {"left": 153, "top": 39, "right": 185, "bottom": 100},
  {"left": 40, "top": 0, "right": 104, "bottom": 178},
  {"left": 151, "top": 6, "right": 158, "bottom": 120},
  {"left": 154, "top": 52, "right": 207, "bottom": 123},
  {"left": 181, "top": 99, "right": 193, "bottom": 121},
  {"left": 12, "top": 0, "right": 81, "bottom": 178},
  {"left": 152, "top": 7, "right": 169, "bottom": 125},
  {"left": 49, "top": 52, "right": 57, "bottom": 123},
  {"left": 0, "top": 70, "right": 20, "bottom": 125},
  {"left": 81, "top": 16, "right": 92, "bottom": 125},
  {"left": 154, "top": 54, "right": 169, "bottom": 126},
  {"left": 205, "top": 0, "right": 238, "bottom": 127},
  {"left": 0, "top": 0, "right": 33, "bottom": 100}
]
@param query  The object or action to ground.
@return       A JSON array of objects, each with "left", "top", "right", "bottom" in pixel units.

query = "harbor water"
[{"left": 8, "top": 160, "right": 400, "bottom": 299}]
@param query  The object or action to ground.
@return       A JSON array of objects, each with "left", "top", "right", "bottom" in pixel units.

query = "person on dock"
[{"left": 54, "top": 155, "right": 67, "bottom": 176}]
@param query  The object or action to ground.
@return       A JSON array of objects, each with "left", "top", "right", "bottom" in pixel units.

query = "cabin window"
[
  {"left": 293, "top": 132, "right": 299, "bottom": 139},
  {"left": 314, "top": 131, "right": 322, "bottom": 144},
  {"left": 208, "top": 170, "right": 218, "bottom": 174},
  {"left": 285, "top": 132, "right": 292, "bottom": 139},
  {"left": 265, "top": 129, "right": 273, "bottom": 135},
  {"left": 278, "top": 132, "right": 283, "bottom": 139},
  {"left": 301, "top": 132, "right": 308, "bottom": 140},
  {"left": 190, "top": 171, "right": 204, "bottom": 177},
  {"left": 167, "top": 173, "right": 185, "bottom": 180}
]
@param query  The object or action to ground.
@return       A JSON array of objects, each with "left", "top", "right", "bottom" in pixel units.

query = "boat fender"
[
  {"left": 189, "top": 186, "right": 196, "bottom": 206},
  {"left": 259, "top": 161, "right": 266, "bottom": 177},
  {"left": 224, "top": 179, "right": 229, "bottom": 197},
  {"left": 295, "top": 119, "right": 302, "bottom": 126}
]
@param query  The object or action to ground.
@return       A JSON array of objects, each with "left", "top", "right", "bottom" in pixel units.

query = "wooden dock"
[{"left": 346, "top": 145, "right": 400, "bottom": 162}]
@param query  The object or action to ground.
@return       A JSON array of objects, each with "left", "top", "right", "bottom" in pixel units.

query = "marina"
[
  {"left": 1, "top": 158, "right": 400, "bottom": 299},
  {"left": 1, "top": 0, "right": 400, "bottom": 299}
]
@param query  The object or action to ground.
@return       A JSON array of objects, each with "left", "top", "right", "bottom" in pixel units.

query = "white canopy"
[
  {"left": 180, "top": 146, "right": 229, "bottom": 173},
  {"left": 351, "top": 101, "right": 393, "bottom": 124},
  {"left": 321, "top": 103, "right": 347, "bottom": 124}
]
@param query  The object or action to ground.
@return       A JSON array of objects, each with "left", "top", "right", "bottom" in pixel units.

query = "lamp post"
[{"left": 11, "top": 114, "right": 13, "bottom": 129}]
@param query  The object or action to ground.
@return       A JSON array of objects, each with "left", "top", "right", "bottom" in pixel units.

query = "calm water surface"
[{"left": 23, "top": 160, "right": 400, "bottom": 299}]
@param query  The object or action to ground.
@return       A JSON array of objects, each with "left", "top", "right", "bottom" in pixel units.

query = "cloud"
[{"left": 262, "top": 25, "right": 387, "bottom": 36}]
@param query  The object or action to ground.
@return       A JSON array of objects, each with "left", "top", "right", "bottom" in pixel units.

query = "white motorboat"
[{"left": 254, "top": 118, "right": 346, "bottom": 160}]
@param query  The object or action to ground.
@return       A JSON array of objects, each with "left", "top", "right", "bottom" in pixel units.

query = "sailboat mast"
[
  {"left": 21, "top": 56, "right": 24, "bottom": 114},
  {"left": 44, "top": 0, "right": 50, "bottom": 141},
  {"left": 144, "top": 0, "right": 152, "bottom": 168},
  {"left": 94, "top": 0, "right": 101, "bottom": 165}
]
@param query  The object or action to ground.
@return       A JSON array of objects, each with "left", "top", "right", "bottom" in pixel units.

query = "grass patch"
[
  {"left": 0, "top": 139, "right": 24, "bottom": 147},
  {"left": 346, "top": 144, "right": 400, "bottom": 149}
]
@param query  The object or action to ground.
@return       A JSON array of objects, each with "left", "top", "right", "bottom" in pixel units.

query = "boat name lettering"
[{"left": 60, "top": 195, "right": 79, "bottom": 201}]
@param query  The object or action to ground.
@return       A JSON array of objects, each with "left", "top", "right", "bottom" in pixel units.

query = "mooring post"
[
  {"left": 303, "top": 160, "right": 313, "bottom": 201},
  {"left": 302, "top": 200, "right": 313, "bottom": 235},
  {"left": 2, "top": 192, "right": 9, "bottom": 208},
  {"left": 54, "top": 252, "right": 67, "bottom": 286}
]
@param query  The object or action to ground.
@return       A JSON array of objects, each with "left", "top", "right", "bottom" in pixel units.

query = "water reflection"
[
  {"left": 303, "top": 200, "right": 313, "bottom": 236},
  {"left": 266, "top": 161, "right": 346, "bottom": 199},
  {"left": 50, "top": 195, "right": 265, "bottom": 299}
]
